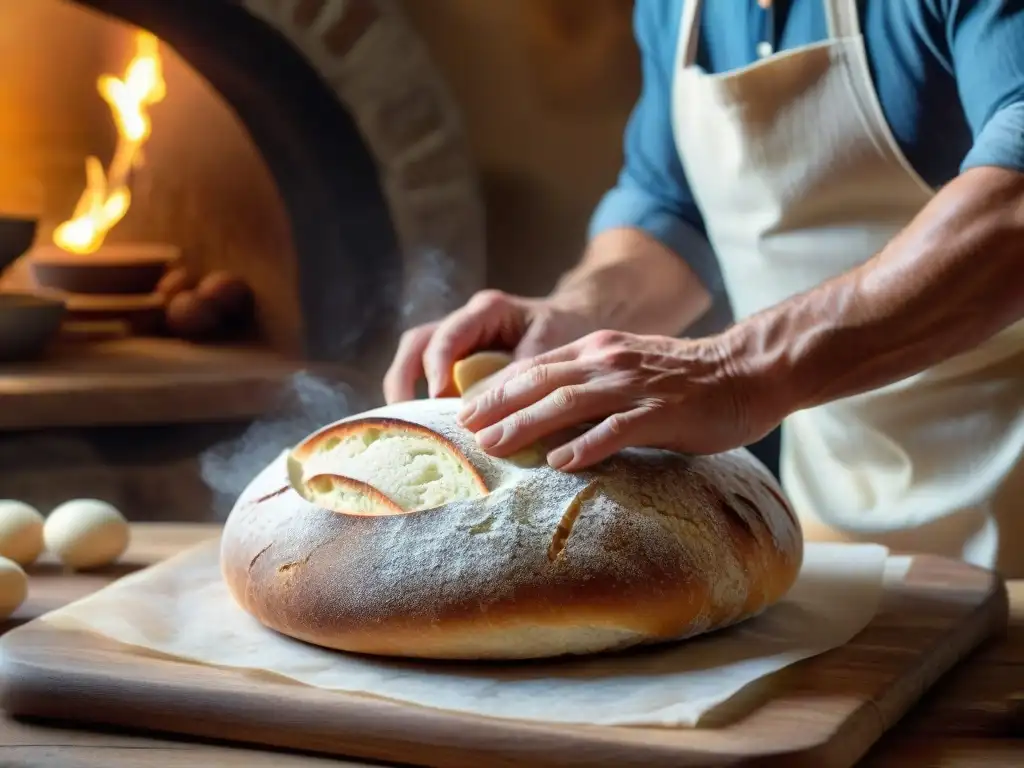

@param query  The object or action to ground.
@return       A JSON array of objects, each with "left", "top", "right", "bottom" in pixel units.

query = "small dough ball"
[
  {"left": 196, "top": 271, "right": 253, "bottom": 317},
  {"left": 165, "top": 290, "right": 220, "bottom": 339},
  {"left": 0, "top": 501, "right": 44, "bottom": 566},
  {"left": 453, "top": 351, "right": 514, "bottom": 398},
  {"left": 44, "top": 499, "right": 130, "bottom": 571},
  {"left": 0, "top": 557, "right": 28, "bottom": 620},
  {"left": 155, "top": 266, "right": 196, "bottom": 301}
]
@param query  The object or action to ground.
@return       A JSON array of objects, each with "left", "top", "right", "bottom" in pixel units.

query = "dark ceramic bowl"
[
  {"left": 0, "top": 293, "right": 66, "bottom": 362},
  {"left": 0, "top": 216, "right": 39, "bottom": 274},
  {"left": 30, "top": 243, "right": 178, "bottom": 295}
]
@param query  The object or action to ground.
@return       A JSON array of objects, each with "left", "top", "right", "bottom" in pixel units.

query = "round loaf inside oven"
[{"left": 221, "top": 390, "right": 803, "bottom": 660}]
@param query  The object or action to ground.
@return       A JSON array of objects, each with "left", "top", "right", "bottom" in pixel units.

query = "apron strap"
[
  {"left": 825, "top": 0, "right": 863, "bottom": 39},
  {"left": 678, "top": 0, "right": 702, "bottom": 68}
]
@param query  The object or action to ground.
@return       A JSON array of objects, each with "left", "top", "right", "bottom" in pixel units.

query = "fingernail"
[
  {"left": 476, "top": 425, "right": 503, "bottom": 450},
  {"left": 547, "top": 446, "right": 574, "bottom": 470},
  {"left": 457, "top": 402, "right": 477, "bottom": 425}
]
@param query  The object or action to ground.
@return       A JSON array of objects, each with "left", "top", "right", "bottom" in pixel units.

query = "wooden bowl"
[
  {"left": 0, "top": 216, "right": 38, "bottom": 274},
  {"left": 30, "top": 243, "right": 179, "bottom": 295},
  {"left": 0, "top": 292, "right": 66, "bottom": 361}
]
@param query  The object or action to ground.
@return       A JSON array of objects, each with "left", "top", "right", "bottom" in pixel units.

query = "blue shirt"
[{"left": 589, "top": 0, "right": 1024, "bottom": 331}]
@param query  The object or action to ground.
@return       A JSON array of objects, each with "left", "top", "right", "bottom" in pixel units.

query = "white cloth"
[{"left": 671, "top": 0, "right": 1024, "bottom": 575}]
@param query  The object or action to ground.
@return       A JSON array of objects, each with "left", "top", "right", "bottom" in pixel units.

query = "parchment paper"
[{"left": 37, "top": 541, "right": 905, "bottom": 727}]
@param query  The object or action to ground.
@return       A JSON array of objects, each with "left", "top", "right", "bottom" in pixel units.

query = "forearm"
[
  {"left": 551, "top": 227, "right": 712, "bottom": 337},
  {"left": 725, "top": 166, "right": 1024, "bottom": 419}
]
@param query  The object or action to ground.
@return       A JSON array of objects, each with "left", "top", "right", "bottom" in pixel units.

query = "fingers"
[
  {"left": 464, "top": 341, "right": 586, "bottom": 406},
  {"left": 422, "top": 291, "right": 523, "bottom": 397},
  {"left": 546, "top": 407, "right": 655, "bottom": 471},
  {"left": 474, "top": 383, "right": 625, "bottom": 458},
  {"left": 383, "top": 323, "right": 437, "bottom": 404},
  {"left": 458, "top": 360, "right": 587, "bottom": 431}
]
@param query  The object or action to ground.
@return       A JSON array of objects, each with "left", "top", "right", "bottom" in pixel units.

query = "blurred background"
[{"left": 0, "top": 0, "right": 645, "bottom": 522}]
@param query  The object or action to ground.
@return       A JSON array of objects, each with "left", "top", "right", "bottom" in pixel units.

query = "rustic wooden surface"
[
  {"left": 0, "top": 524, "right": 1018, "bottom": 766},
  {"left": 0, "top": 338, "right": 312, "bottom": 430}
]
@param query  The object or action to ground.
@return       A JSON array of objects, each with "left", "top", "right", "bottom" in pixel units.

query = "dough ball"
[
  {"left": 196, "top": 271, "right": 253, "bottom": 317},
  {"left": 453, "top": 351, "right": 514, "bottom": 399},
  {"left": 155, "top": 266, "right": 196, "bottom": 301},
  {"left": 165, "top": 290, "right": 220, "bottom": 339},
  {"left": 0, "top": 501, "right": 44, "bottom": 566},
  {"left": 0, "top": 557, "right": 28, "bottom": 620},
  {"left": 44, "top": 499, "right": 130, "bottom": 570}
]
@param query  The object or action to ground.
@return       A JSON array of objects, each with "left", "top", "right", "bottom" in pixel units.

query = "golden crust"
[
  {"left": 221, "top": 398, "right": 803, "bottom": 660},
  {"left": 301, "top": 473, "right": 405, "bottom": 516}
]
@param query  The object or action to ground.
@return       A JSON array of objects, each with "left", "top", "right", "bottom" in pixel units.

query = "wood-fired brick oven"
[
  {"left": 2, "top": 0, "right": 485, "bottom": 366},
  {"left": 0, "top": 0, "right": 487, "bottom": 519}
]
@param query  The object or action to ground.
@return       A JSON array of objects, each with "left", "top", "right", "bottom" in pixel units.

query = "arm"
[
  {"left": 553, "top": 0, "right": 717, "bottom": 338},
  {"left": 456, "top": 2, "right": 1024, "bottom": 470},
  {"left": 726, "top": 165, "right": 1024, "bottom": 417},
  {"left": 727, "top": 0, "right": 1024, "bottom": 418}
]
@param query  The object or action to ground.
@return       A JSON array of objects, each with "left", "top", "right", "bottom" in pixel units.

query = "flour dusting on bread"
[{"left": 221, "top": 397, "right": 803, "bottom": 660}]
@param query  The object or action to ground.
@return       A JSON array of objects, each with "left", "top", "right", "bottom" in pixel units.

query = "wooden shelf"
[{"left": 0, "top": 338, "right": 321, "bottom": 431}]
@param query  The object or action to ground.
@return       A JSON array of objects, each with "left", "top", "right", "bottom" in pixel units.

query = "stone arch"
[{"left": 70, "top": 0, "right": 486, "bottom": 362}]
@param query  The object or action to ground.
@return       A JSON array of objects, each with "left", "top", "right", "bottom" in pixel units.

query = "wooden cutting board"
[{"left": 0, "top": 552, "right": 1008, "bottom": 768}]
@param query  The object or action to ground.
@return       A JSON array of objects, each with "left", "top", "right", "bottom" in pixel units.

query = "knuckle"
[
  {"left": 600, "top": 346, "right": 636, "bottom": 370},
  {"left": 468, "top": 289, "right": 508, "bottom": 313},
  {"left": 588, "top": 329, "right": 621, "bottom": 348},
  {"left": 550, "top": 385, "right": 580, "bottom": 410},
  {"left": 399, "top": 325, "right": 431, "bottom": 347},
  {"left": 507, "top": 409, "right": 535, "bottom": 432},
  {"left": 524, "top": 365, "right": 549, "bottom": 389},
  {"left": 603, "top": 412, "right": 629, "bottom": 437}
]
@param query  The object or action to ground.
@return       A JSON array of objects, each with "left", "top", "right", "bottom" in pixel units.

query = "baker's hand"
[
  {"left": 457, "top": 330, "right": 778, "bottom": 471},
  {"left": 383, "top": 289, "right": 599, "bottom": 404}
]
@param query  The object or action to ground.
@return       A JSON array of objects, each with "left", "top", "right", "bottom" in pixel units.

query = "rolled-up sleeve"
[
  {"left": 946, "top": 0, "right": 1024, "bottom": 174},
  {"left": 587, "top": 0, "right": 721, "bottom": 297}
]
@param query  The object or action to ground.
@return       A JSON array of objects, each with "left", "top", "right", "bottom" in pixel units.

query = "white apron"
[{"left": 671, "top": 0, "right": 1024, "bottom": 575}]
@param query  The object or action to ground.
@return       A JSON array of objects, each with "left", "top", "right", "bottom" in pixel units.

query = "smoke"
[
  {"left": 199, "top": 246, "right": 461, "bottom": 519},
  {"left": 198, "top": 371, "right": 361, "bottom": 518},
  {"left": 400, "top": 247, "right": 459, "bottom": 329}
]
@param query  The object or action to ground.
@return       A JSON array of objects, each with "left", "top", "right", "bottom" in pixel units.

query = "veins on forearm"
[{"left": 726, "top": 166, "right": 1024, "bottom": 416}]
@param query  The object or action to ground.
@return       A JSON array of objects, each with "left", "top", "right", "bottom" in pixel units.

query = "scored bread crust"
[
  {"left": 291, "top": 417, "right": 489, "bottom": 514},
  {"left": 221, "top": 397, "right": 803, "bottom": 660}
]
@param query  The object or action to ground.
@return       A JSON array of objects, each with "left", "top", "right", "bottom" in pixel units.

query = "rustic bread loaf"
[{"left": 220, "top": 357, "right": 803, "bottom": 661}]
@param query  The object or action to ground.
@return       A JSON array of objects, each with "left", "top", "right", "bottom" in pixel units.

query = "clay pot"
[
  {"left": 0, "top": 216, "right": 38, "bottom": 274},
  {"left": 0, "top": 292, "right": 66, "bottom": 361},
  {"left": 30, "top": 243, "right": 179, "bottom": 295}
]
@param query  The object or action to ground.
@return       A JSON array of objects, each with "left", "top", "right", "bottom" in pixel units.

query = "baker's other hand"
[
  {"left": 382, "top": 289, "right": 599, "bottom": 404},
  {"left": 457, "top": 330, "right": 780, "bottom": 472}
]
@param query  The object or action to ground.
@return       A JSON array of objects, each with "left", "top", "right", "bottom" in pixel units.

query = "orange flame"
[{"left": 53, "top": 31, "right": 166, "bottom": 255}]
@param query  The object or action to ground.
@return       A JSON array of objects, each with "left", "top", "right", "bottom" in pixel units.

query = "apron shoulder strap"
[
  {"left": 825, "top": 0, "right": 863, "bottom": 39},
  {"left": 677, "top": 0, "right": 702, "bottom": 69}
]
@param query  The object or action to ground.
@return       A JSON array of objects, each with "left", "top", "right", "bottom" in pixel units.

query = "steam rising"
[
  {"left": 400, "top": 248, "right": 458, "bottom": 328},
  {"left": 199, "top": 372, "right": 362, "bottom": 516},
  {"left": 199, "top": 247, "right": 462, "bottom": 519}
]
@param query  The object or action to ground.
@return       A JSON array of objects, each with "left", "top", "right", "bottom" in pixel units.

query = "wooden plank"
[
  {"left": 0, "top": 338, "right": 325, "bottom": 430},
  {"left": 0, "top": 550, "right": 1008, "bottom": 768},
  {"left": 861, "top": 738, "right": 1024, "bottom": 768}
]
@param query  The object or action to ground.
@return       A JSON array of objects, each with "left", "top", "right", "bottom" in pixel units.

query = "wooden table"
[{"left": 0, "top": 524, "right": 1020, "bottom": 767}]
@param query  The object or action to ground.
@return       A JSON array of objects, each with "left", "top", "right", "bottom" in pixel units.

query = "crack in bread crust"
[{"left": 548, "top": 481, "right": 600, "bottom": 562}]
